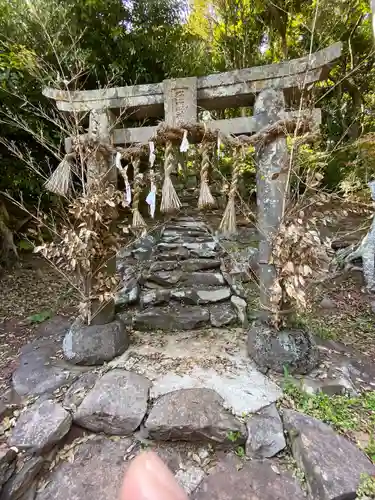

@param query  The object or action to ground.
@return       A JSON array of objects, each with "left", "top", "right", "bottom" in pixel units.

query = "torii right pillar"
[{"left": 247, "top": 89, "right": 319, "bottom": 375}]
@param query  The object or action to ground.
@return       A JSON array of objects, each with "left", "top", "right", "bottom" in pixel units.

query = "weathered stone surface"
[
  {"left": 75, "top": 370, "right": 150, "bottom": 435},
  {"left": 63, "top": 319, "right": 129, "bottom": 365},
  {"left": 283, "top": 409, "right": 375, "bottom": 500},
  {"left": 1, "top": 457, "right": 43, "bottom": 500},
  {"left": 185, "top": 242, "right": 218, "bottom": 258},
  {"left": 0, "top": 445, "right": 17, "bottom": 488},
  {"left": 115, "top": 283, "right": 140, "bottom": 308},
  {"left": 132, "top": 235, "right": 156, "bottom": 261},
  {"left": 163, "top": 228, "right": 207, "bottom": 237},
  {"left": 192, "top": 453, "right": 306, "bottom": 500},
  {"left": 141, "top": 289, "right": 171, "bottom": 307},
  {"left": 9, "top": 401, "right": 71, "bottom": 454},
  {"left": 246, "top": 404, "right": 286, "bottom": 458},
  {"left": 156, "top": 247, "right": 190, "bottom": 260},
  {"left": 175, "top": 466, "right": 205, "bottom": 495},
  {"left": 221, "top": 246, "right": 259, "bottom": 282},
  {"left": 297, "top": 375, "right": 357, "bottom": 396},
  {"left": 148, "top": 270, "right": 184, "bottom": 286},
  {"left": 170, "top": 288, "right": 231, "bottom": 305},
  {"left": 134, "top": 306, "right": 210, "bottom": 331},
  {"left": 145, "top": 388, "right": 246, "bottom": 445},
  {"left": 150, "top": 270, "right": 224, "bottom": 287},
  {"left": 62, "top": 372, "right": 98, "bottom": 412},
  {"left": 247, "top": 323, "right": 319, "bottom": 374},
  {"left": 12, "top": 318, "right": 78, "bottom": 398},
  {"left": 210, "top": 304, "right": 237, "bottom": 327},
  {"left": 150, "top": 259, "right": 221, "bottom": 273},
  {"left": 35, "top": 436, "right": 133, "bottom": 500},
  {"left": 184, "top": 273, "right": 225, "bottom": 287},
  {"left": 196, "top": 288, "right": 231, "bottom": 302},
  {"left": 230, "top": 296, "right": 248, "bottom": 326}
]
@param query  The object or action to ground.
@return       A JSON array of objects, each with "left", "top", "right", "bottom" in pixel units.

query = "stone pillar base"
[{"left": 247, "top": 322, "right": 319, "bottom": 375}]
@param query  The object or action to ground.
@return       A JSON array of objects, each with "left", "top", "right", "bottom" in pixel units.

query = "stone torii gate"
[{"left": 43, "top": 42, "right": 342, "bottom": 329}]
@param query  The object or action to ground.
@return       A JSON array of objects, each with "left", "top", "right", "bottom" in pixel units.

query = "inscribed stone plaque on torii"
[{"left": 163, "top": 77, "right": 197, "bottom": 126}]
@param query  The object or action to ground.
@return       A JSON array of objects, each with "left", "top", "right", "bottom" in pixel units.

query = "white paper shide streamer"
[
  {"left": 146, "top": 141, "right": 157, "bottom": 218},
  {"left": 180, "top": 129, "right": 189, "bottom": 153},
  {"left": 115, "top": 151, "right": 131, "bottom": 205}
]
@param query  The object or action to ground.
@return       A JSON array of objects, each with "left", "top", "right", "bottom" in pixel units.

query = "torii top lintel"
[{"left": 43, "top": 42, "right": 342, "bottom": 117}]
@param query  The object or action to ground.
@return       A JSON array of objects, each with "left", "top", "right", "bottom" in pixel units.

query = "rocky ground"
[
  {"left": 0, "top": 316, "right": 374, "bottom": 500},
  {"left": 0, "top": 212, "right": 375, "bottom": 500}
]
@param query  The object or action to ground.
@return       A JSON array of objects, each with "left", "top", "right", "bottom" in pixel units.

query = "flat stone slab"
[
  {"left": 246, "top": 403, "right": 286, "bottom": 458},
  {"left": 35, "top": 436, "right": 134, "bottom": 500},
  {"left": 110, "top": 330, "right": 282, "bottom": 417},
  {"left": 75, "top": 370, "right": 151, "bottom": 435},
  {"left": 134, "top": 306, "right": 210, "bottom": 331},
  {"left": 170, "top": 288, "right": 231, "bottom": 305},
  {"left": 151, "top": 366, "right": 281, "bottom": 416},
  {"left": 283, "top": 409, "right": 375, "bottom": 500},
  {"left": 145, "top": 388, "right": 246, "bottom": 445},
  {"left": 9, "top": 400, "right": 72, "bottom": 454},
  {"left": 140, "top": 289, "right": 171, "bottom": 307},
  {"left": 192, "top": 453, "right": 306, "bottom": 500},
  {"left": 150, "top": 260, "right": 221, "bottom": 273},
  {"left": 12, "top": 317, "right": 82, "bottom": 398}
]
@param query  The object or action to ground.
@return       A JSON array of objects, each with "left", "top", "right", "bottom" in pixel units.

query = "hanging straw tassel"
[
  {"left": 219, "top": 148, "right": 242, "bottom": 236},
  {"left": 160, "top": 140, "right": 181, "bottom": 214},
  {"left": 131, "top": 157, "right": 146, "bottom": 231},
  {"left": 198, "top": 142, "right": 215, "bottom": 209},
  {"left": 44, "top": 153, "right": 75, "bottom": 196}
]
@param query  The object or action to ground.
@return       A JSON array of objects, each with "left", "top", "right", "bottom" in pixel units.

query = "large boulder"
[
  {"left": 63, "top": 319, "right": 129, "bottom": 365},
  {"left": 9, "top": 400, "right": 72, "bottom": 454},
  {"left": 283, "top": 409, "right": 375, "bottom": 500},
  {"left": 247, "top": 323, "right": 319, "bottom": 374},
  {"left": 74, "top": 370, "right": 151, "bottom": 435},
  {"left": 246, "top": 403, "right": 286, "bottom": 458},
  {"left": 145, "top": 388, "right": 246, "bottom": 445}
]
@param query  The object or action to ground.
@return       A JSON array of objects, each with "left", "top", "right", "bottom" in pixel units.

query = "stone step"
[
  {"left": 166, "top": 219, "right": 207, "bottom": 231},
  {"left": 133, "top": 301, "right": 240, "bottom": 330},
  {"left": 149, "top": 259, "right": 221, "bottom": 273},
  {"left": 156, "top": 242, "right": 218, "bottom": 259},
  {"left": 161, "top": 235, "right": 213, "bottom": 244},
  {"left": 140, "top": 287, "right": 232, "bottom": 307},
  {"left": 162, "top": 229, "right": 211, "bottom": 239},
  {"left": 147, "top": 270, "right": 226, "bottom": 288},
  {"left": 134, "top": 305, "right": 210, "bottom": 331}
]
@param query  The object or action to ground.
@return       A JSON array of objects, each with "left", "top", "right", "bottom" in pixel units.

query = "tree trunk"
[{"left": 0, "top": 200, "right": 18, "bottom": 267}]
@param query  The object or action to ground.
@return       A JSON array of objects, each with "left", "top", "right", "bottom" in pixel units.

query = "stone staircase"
[{"left": 116, "top": 217, "right": 248, "bottom": 330}]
